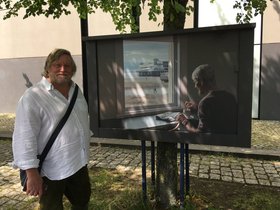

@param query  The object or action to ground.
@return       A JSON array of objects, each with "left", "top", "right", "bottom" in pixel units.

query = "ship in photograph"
[{"left": 137, "top": 58, "right": 168, "bottom": 78}]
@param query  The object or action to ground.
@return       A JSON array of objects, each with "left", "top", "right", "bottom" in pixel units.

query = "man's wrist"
[
  {"left": 182, "top": 119, "right": 188, "bottom": 126},
  {"left": 26, "top": 168, "right": 40, "bottom": 177}
]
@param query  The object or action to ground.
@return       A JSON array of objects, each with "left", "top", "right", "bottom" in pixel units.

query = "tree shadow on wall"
[
  {"left": 272, "top": 1, "right": 280, "bottom": 21},
  {"left": 260, "top": 55, "right": 280, "bottom": 120},
  {"left": 22, "top": 73, "right": 33, "bottom": 88}
]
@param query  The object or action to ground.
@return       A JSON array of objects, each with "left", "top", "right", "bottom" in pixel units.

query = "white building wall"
[
  {"left": 0, "top": 8, "right": 82, "bottom": 59},
  {"left": 262, "top": 0, "right": 280, "bottom": 44}
]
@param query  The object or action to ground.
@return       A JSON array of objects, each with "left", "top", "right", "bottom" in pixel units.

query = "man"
[
  {"left": 12, "top": 49, "right": 91, "bottom": 209},
  {"left": 177, "top": 64, "right": 237, "bottom": 134}
]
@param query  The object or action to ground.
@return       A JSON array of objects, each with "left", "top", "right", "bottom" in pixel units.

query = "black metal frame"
[{"left": 83, "top": 23, "right": 255, "bottom": 148}]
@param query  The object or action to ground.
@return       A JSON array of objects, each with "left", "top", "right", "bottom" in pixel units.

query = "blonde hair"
[{"left": 42, "top": 48, "right": 77, "bottom": 77}]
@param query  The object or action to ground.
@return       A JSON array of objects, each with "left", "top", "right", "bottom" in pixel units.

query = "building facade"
[{"left": 0, "top": 1, "right": 279, "bottom": 120}]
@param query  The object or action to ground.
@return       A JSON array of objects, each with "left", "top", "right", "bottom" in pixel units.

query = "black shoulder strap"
[{"left": 38, "top": 85, "right": 79, "bottom": 171}]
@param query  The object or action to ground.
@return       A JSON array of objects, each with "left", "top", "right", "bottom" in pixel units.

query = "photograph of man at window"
[{"left": 177, "top": 64, "right": 237, "bottom": 134}]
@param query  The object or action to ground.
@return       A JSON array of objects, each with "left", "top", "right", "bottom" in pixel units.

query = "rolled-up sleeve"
[{"left": 12, "top": 93, "right": 41, "bottom": 170}]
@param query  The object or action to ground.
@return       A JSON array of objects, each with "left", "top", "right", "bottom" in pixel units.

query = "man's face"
[
  {"left": 193, "top": 78, "right": 207, "bottom": 96},
  {"left": 47, "top": 54, "right": 74, "bottom": 85}
]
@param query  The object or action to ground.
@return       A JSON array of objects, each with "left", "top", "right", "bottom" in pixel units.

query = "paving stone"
[
  {"left": 252, "top": 162, "right": 263, "bottom": 167},
  {"left": 271, "top": 182, "right": 280, "bottom": 187},
  {"left": 255, "top": 174, "right": 268, "bottom": 179},
  {"left": 221, "top": 171, "right": 232, "bottom": 176},
  {"left": 269, "top": 174, "right": 280, "bottom": 179},
  {"left": 210, "top": 174, "right": 220, "bottom": 180},
  {"left": 189, "top": 170, "right": 198, "bottom": 177},
  {"left": 258, "top": 179, "right": 271, "bottom": 186},
  {"left": 243, "top": 167, "right": 254, "bottom": 172},
  {"left": 241, "top": 163, "right": 252, "bottom": 168},
  {"left": 233, "top": 177, "right": 245, "bottom": 183},
  {"left": 269, "top": 177, "right": 280, "bottom": 183},
  {"left": 244, "top": 174, "right": 257, "bottom": 180},
  {"left": 265, "top": 169, "right": 278, "bottom": 174},
  {"left": 220, "top": 162, "right": 230, "bottom": 167},
  {"left": 221, "top": 176, "right": 232, "bottom": 182},
  {"left": 190, "top": 163, "right": 199, "bottom": 168},
  {"left": 198, "top": 173, "right": 209, "bottom": 179},
  {"left": 210, "top": 161, "right": 219, "bottom": 165},
  {"left": 232, "top": 170, "right": 243, "bottom": 178},
  {"left": 254, "top": 169, "right": 266, "bottom": 175},
  {"left": 210, "top": 164, "right": 220, "bottom": 169},
  {"left": 210, "top": 169, "right": 220, "bottom": 174},
  {"left": 220, "top": 167, "right": 231, "bottom": 172},
  {"left": 245, "top": 179, "right": 258, "bottom": 185},
  {"left": 231, "top": 165, "right": 242, "bottom": 170}
]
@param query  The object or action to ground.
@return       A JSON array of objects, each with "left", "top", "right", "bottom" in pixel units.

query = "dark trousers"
[{"left": 39, "top": 165, "right": 91, "bottom": 210}]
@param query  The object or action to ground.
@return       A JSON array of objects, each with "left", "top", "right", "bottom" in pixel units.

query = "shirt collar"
[{"left": 41, "top": 77, "right": 53, "bottom": 91}]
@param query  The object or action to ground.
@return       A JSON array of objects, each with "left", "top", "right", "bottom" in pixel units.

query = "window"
[{"left": 123, "top": 37, "right": 177, "bottom": 113}]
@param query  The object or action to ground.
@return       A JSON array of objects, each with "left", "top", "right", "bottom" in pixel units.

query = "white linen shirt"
[{"left": 12, "top": 77, "right": 91, "bottom": 180}]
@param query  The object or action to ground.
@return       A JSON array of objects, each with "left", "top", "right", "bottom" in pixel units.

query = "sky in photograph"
[{"left": 124, "top": 41, "right": 171, "bottom": 72}]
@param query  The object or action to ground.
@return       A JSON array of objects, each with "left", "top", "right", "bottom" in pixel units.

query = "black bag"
[
  {"left": 19, "top": 85, "right": 78, "bottom": 191},
  {"left": 20, "top": 169, "right": 27, "bottom": 190}
]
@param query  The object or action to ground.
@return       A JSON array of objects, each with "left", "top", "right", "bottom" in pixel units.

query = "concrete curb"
[
  {"left": 90, "top": 137, "right": 280, "bottom": 160},
  {"left": 2, "top": 132, "right": 279, "bottom": 160},
  {"left": 0, "top": 131, "right": 12, "bottom": 138}
]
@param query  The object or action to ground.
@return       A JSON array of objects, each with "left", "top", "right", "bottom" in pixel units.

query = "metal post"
[
  {"left": 193, "top": 0, "right": 199, "bottom": 28},
  {"left": 185, "top": 144, "right": 190, "bottom": 194},
  {"left": 141, "top": 140, "right": 147, "bottom": 202},
  {"left": 180, "top": 143, "right": 185, "bottom": 208},
  {"left": 151, "top": 141, "right": 155, "bottom": 187},
  {"left": 80, "top": 16, "right": 89, "bottom": 102}
]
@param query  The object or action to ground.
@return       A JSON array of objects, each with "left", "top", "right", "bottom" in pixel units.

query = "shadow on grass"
[{"left": 63, "top": 167, "right": 280, "bottom": 210}]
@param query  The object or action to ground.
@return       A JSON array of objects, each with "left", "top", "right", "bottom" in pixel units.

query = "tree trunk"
[
  {"left": 155, "top": 0, "right": 187, "bottom": 208},
  {"left": 131, "top": 0, "right": 140, "bottom": 33},
  {"left": 163, "top": 0, "right": 187, "bottom": 31},
  {"left": 156, "top": 142, "right": 178, "bottom": 207}
]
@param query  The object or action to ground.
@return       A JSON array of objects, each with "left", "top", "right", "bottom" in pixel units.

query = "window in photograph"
[{"left": 123, "top": 37, "right": 176, "bottom": 112}]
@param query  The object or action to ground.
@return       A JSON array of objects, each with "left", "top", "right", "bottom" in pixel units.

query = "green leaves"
[
  {"left": 233, "top": 0, "right": 267, "bottom": 23},
  {"left": 0, "top": 0, "right": 270, "bottom": 32},
  {"left": 173, "top": 0, "right": 186, "bottom": 13},
  {"left": 1, "top": 0, "right": 74, "bottom": 19},
  {"left": 97, "top": 0, "right": 141, "bottom": 33},
  {"left": 147, "top": 0, "right": 161, "bottom": 22}
]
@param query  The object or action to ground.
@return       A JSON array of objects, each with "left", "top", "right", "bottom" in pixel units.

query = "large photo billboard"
[{"left": 84, "top": 23, "right": 255, "bottom": 148}]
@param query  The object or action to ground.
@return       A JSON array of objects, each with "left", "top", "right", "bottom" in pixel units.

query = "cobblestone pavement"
[
  {"left": 1, "top": 114, "right": 280, "bottom": 209},
  {"left": 1, "top": 139, "right": 280, "bottom": 209}
]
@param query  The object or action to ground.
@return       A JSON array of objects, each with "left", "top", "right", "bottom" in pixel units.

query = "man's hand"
[
  {"left": 26, "top": 168, "right": 44, "bottom": 198},
  {"left": 176, "top": 113, "right": 199, "bottom": 132},
  {"left": 176, "top": 113, "right": 188, "bottom": 125}
]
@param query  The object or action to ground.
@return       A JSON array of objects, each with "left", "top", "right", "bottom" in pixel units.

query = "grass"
[
  {"left": 2, "top": 160, "right": 280, "bottom": 210},
  {"left": 63, "top": 167, "right": 152, "bottom": 210},
  {"left": 62, "top": 167, "right": 280, "bottom": 210},
  {"left": 190, "top": 177, "right": 280, "bottom": 210}
]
